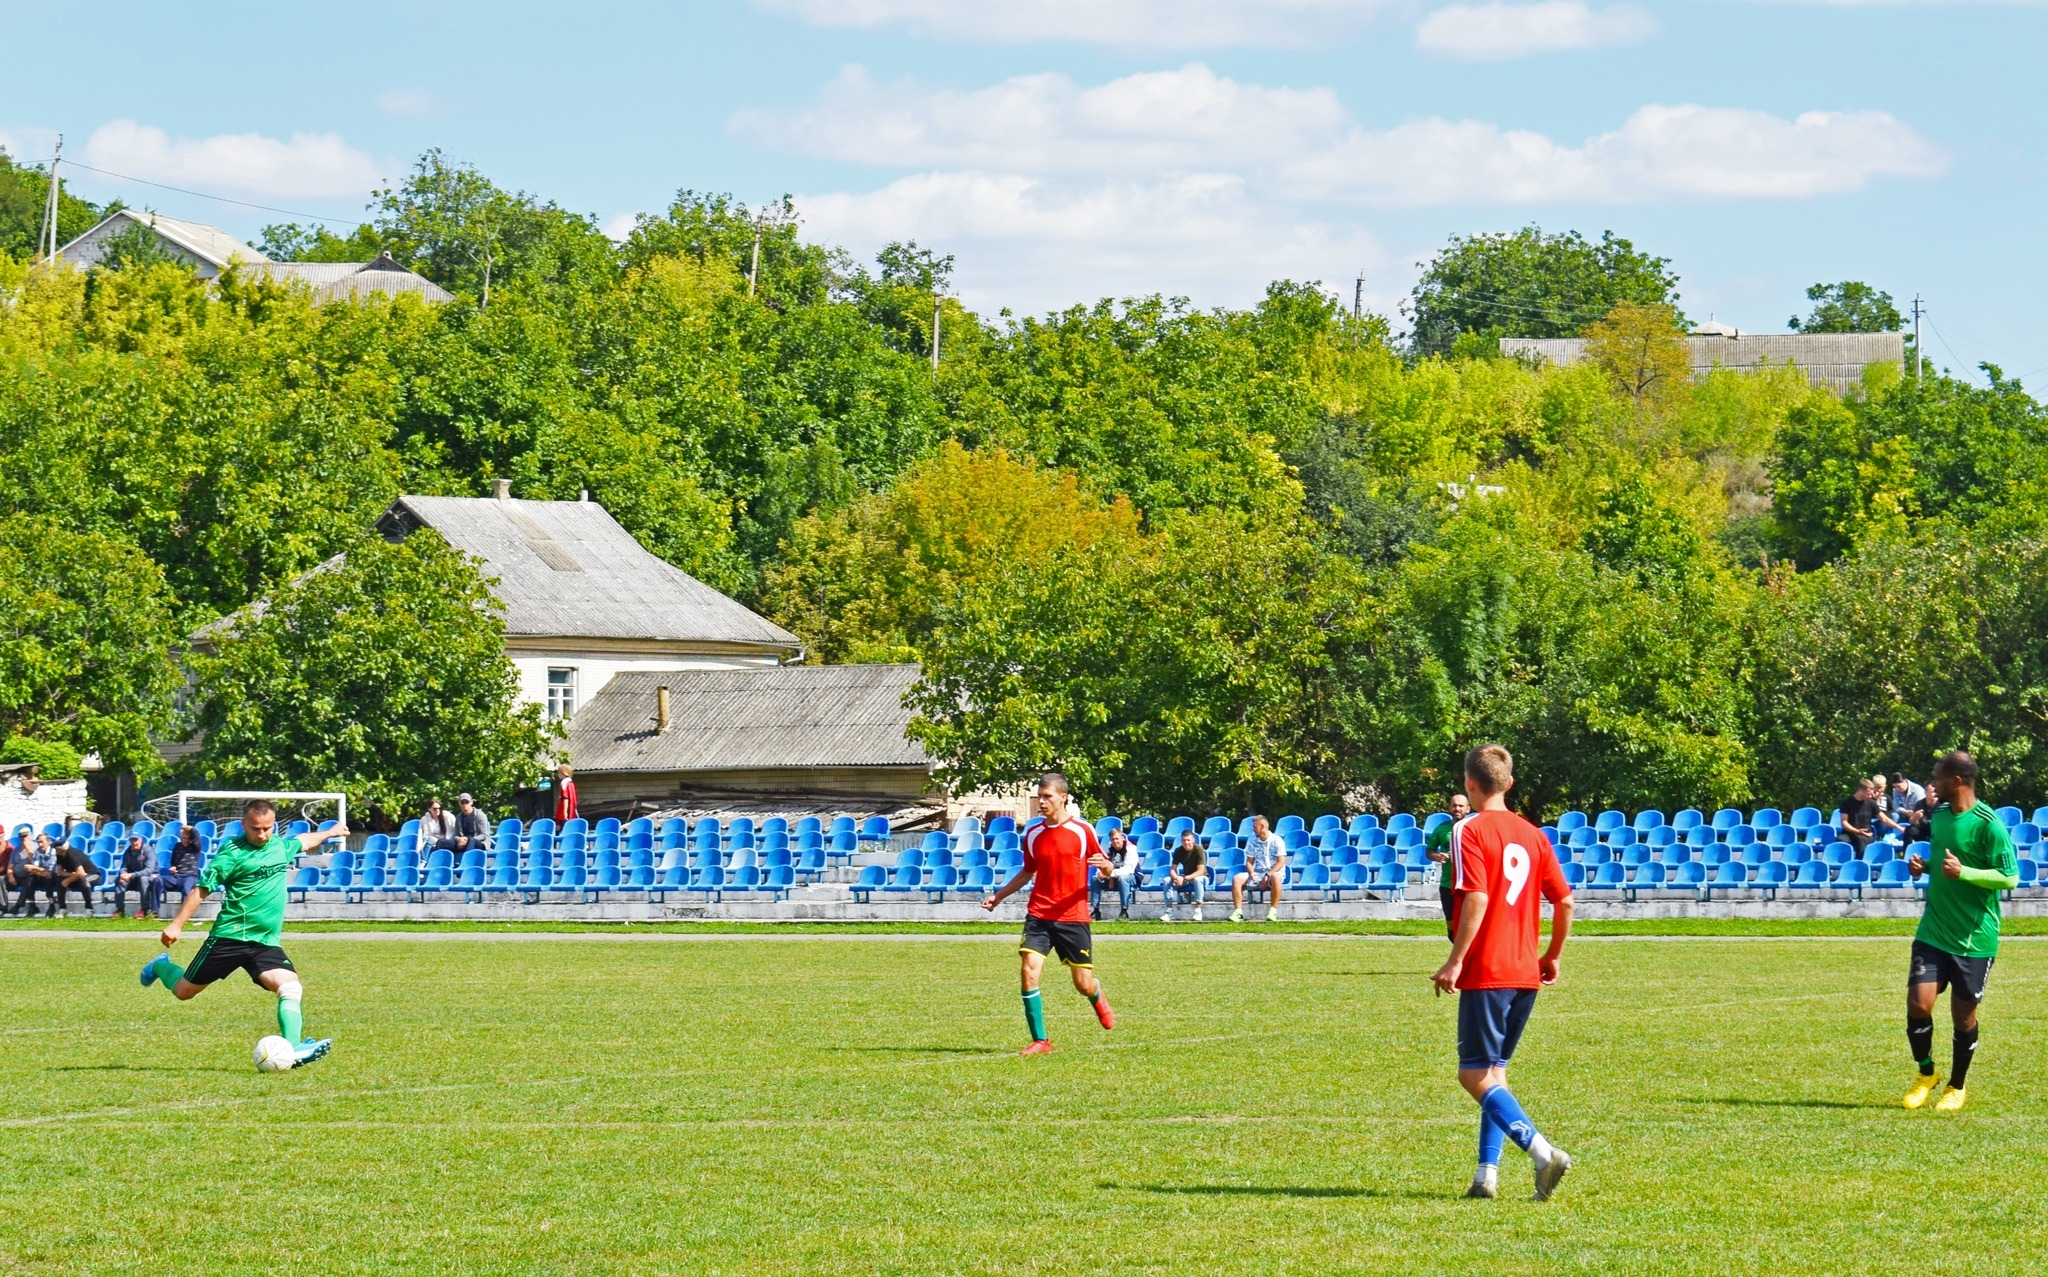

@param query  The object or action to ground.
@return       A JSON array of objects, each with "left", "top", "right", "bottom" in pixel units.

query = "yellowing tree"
[{"left": 1583, "top": 300, "right": 1691, "bottom": 411}]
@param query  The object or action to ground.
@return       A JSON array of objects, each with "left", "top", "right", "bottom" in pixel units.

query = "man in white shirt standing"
[{"left": 1230, "top": 814, "right": 1288, "bottom": 923}]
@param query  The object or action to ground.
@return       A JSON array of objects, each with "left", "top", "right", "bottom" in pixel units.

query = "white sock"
[
  {"left": 1473, "top": 1164, "right": 1498, "bottom": 1184},
  {"left": 1528, "top": 1134, "right": 1555, "bottom": 1166}
]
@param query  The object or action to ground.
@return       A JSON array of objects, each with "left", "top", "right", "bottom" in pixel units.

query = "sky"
[{"left": 4, "top": 0, "right": 2045, "bottom": 381}]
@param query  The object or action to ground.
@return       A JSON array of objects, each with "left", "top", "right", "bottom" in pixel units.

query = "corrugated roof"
[
  {"left": 248, "top": 253, "right": 455, "bottom": 304},
  {"left": 57, "top": 211, "right": 270, "bottom": 270},
  {"left": 568, "top": 666, "right": 930, "bottom": 773},
  {"left": 380, "top": 495, "right": 800, "bottom": 650}
]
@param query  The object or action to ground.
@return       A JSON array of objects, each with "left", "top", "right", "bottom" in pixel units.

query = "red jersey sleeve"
[
  {"left": 1452, "top": 821, "right": 1493, "bottom": 895},
  {"left": 1538, "top": 843, "right": 1570, "bottom": 903}
]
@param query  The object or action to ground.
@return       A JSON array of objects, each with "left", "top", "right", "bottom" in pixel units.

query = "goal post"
[{"left": 141, "top": 790, "right": 348, "bottom": 833}]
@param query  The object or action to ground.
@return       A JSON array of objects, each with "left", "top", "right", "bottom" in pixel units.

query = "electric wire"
[{"left": 56, "top": 159, "right": 366, "bottom": 227}]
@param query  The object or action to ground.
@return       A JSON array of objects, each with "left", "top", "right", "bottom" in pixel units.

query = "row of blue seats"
[
  {"left": 1573, "top": 855, "right": 2045, "bottom": 900},
  {"left": 848, "top": 860, "right": 1416, "bottom": 904}
]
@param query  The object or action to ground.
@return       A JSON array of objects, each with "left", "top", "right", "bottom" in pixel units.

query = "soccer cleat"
[
  {"left": 1465, "top": 1168, "right": 1499, "bottom": 1199},
  {"left": 291, "top": 1038, "right": 333, "bottom": 1069},
  {"left": 1902, "top": 1072, "right": 1942, "bottom": 1109},
  {"left": 1094, "top": 996, "right": 1116, "bottom": 1031},
  {"left": 1933, "top": 1086, "right": 1966, "bottom": 1112},
  {"left": 1266, "top": 907, "right": 1279, "bottom": 923},
  {"left": 1229, "top": 908, "right": 1244, "bottom": 922},
  {"left": 1018, "top": 1039, "right": 1055, "bottom": 1056},
  {"left": 1532, "top": 1147, "right": 1571, "bottom": 1201},
  {"left": 139, "top": 954, "right": 166, "bottom": 987}
]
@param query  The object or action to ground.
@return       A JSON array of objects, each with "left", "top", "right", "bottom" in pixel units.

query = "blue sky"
[{"left": 6, "top": 1, "right": 2044, "bottom": 379}]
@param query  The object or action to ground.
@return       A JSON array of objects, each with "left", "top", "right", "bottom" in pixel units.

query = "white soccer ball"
[{"left": 253, "top": 1034, "right": 296, "bottom": 1073}]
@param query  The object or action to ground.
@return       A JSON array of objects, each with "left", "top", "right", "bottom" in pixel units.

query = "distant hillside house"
[
  {"left": 56, "top": 212, "right": 451, "bottom": 302},
  {"left": 376, "top": 486, "right": 802, "bottom": 720},
  {"left": 1500, "top": 326, "right": 1904, "bottom": 393},
  {"left": 566, "top": 665, "right": 937, "bottom": 809}
]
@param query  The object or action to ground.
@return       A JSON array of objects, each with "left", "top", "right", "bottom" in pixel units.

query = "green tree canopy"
[
  {"left": 0, "top": 148, "right": 109, "bottom": 261},
  {"left": 1407, "top": 227, "right": 1684, "bottom": 359},
  {"left": 187, "top": 533, "right": 555, "bottom": 816},
  {"left": 1790, "top": 281, "right": 1902, "bottom": 334}
]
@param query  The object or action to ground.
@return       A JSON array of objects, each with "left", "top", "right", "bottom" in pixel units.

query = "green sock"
[
  {"left": 1081, "top": 984, "right": 1105, "bottom": 1007},
  {"left": 1022, "top": 988, "right": 1046, "bottom": 1041},
  {"left": 153, "top": 956, "right": 185, "bottom": 992},
  {"left": 277, "top": 994, "right": 303, "bottom": 1042}
]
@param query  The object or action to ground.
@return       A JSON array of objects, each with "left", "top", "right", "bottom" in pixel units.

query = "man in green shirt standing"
[
  {"left": 1901, "top": 751, "right": 2018, "bottom": 1113},
  {"left": 139, "top": 798, "right": 348, "bottom": 1069}
]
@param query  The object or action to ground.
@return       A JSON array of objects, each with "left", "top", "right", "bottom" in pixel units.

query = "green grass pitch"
[{"left": 4, "top": 932, "right": 2044, "bottom": 1275}]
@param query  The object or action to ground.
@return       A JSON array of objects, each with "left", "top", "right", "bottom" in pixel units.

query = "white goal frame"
[{"left": 144, "top": 790, "right": 348, "bottom": 831}]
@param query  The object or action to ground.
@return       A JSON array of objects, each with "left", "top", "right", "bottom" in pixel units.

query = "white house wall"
[{"left": 512, "top": 651, "right": 780, "bottom": 720}]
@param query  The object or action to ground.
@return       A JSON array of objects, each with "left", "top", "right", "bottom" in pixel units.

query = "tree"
[
  {"left": 372, "top": 150, "right": 614, "bottom": 305},
  {"left": 258, "top": 221, "right": 387, "bottom": 263},
  {"left": 187, "top": 533, "right": 555, "bottom": 816},
  {"left": 1407, "top": 227, "right": 1683, "bottom": 359},
  {"left": 0, "top": 148, "right": 108, "bottom": 261},
  {"left": 1582, "top": 301, "right": 1691, "bottom": 411},
  {"left": 1790, "top": 281, "right": 1901, "bottom": 334},
  {"left": 0, "top": 517, "right": 180, "bottom": 775},
  {"left": 620, "top": 191, "right": 835, "bottom": 307}
]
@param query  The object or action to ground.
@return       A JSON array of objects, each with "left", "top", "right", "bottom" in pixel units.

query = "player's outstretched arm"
[
  {"left": 983, "top": 868, "right": 1033, "bottom": 911},
  {"left": 160, "top": 884, "right": 208, "bottom": 948},
  {"left": 306, "top": 824, "right": 350, "bottom": 850}
]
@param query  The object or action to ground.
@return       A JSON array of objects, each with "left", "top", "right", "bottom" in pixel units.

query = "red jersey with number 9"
[{"left": 1449, "top": 809, "right": 1571, "bottom": 990}]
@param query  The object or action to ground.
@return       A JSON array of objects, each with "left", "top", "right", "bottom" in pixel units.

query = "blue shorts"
[{"left": 1457, "top": 988, "right": 1538, "bottom": 1069}]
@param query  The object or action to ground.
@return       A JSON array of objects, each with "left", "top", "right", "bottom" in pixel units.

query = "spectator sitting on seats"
[
  {"left": 162, "top": 827, "right": 203, "bottom": 912},
  {"left": 419, "top": 798, "right": 460, "bottom": 850},
  {"left": 1428, "top": 793, "right": 1473, "bottom": 940},
  {"left": 0, "top": 825, "right": 42, "bottom": 916},
  {"left": 1907, "top": 782, "right": 1939, "bottom": 845},
  {"left": 1873, "top": 773, "right": 1910, "bottom": 841},
  {"left": 553, "top": 764, "right": 578, "bottom": 825},
  {"left": 1161, "top": 830, "right": 1206, "bottom": 923},
  {"left": 1090, "top": 828, "right": 1141, "bottom": 922},
  {"left": 53, "top": 837, "right": 102, "bottom": 915},
  {"left": 113, "top": 834, "right": 160, "bottom": 919},
  {"left": 1840, "top": 778, "right": 1881, "bottom": 855},
  {"left": 9, "top": 831, "right": 61, "bottom": 917},
  {"left": 1882, "top": 773, "right": 1925, "bottom": 839},
  {"left": 452, "top": 793, "right": 492, "bottom": 852},
  {"left": 1231, "top": 814, "right": 1287, "bottom": 924}
]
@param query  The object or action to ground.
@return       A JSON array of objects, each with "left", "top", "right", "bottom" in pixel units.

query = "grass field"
[{"left": 4, "top": 932, "right": 2045, "bottom": 1275}]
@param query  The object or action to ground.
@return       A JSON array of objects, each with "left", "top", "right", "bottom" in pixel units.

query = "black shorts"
[
  {"left": 1458, "top": 987, "right": 1538, "bottom": 1069},
  {"left": 1020, "top": 916, "right": 1094, "bottom": 968},
  {"left": 185, "top": 935, "right": 296, "bottom": 988},
  {"left": 1909, "top": 939, "right": 1993, "bottom": 1004}
]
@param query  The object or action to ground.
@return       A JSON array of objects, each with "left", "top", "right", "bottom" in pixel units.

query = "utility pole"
[
  {"left": 1353, "top": 272, "right": 1364, "bottom": 320},
  {"left": 38, "top": 135, "right": 63, "bottom": 263},
  {"left": 930, "top": 294, "right": 942, "bottom": 370},
  {"left": 1910, "top": 293, "right": 1924, "bottom": 379},
  {"left": 747, "top": 216, "right": 762, "bottom": 297}
]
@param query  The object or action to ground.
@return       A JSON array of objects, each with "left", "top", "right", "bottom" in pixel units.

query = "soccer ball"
[{"left": 253, "top": 1035, "right": 296, "bottom": 1073}]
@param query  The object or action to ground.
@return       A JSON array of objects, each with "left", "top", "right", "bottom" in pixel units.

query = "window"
[{"left": 546, "top": 667, "right": 577, "bottom": 720}]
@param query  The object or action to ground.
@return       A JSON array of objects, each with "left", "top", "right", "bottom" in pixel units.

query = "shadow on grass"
[
  {"left": 47, "top": 1064, "right": 238, "bottom": 1074},
  {"left": 1103, "top": 1181, "right": 1433, "bottom": 1200},
  {"left": 1699, "top": 1097, "right": 1890, "bottom": 1110}
]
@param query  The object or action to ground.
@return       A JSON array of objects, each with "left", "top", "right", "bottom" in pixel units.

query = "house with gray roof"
[
  {"left": 56, "top": 213, "right": 450, "bottom": 301},
  {"left": 564, "top": 665, "right": 936, "bottom": 808},
  {"left": 377, "top": 484, "right": 802, "bottom": 721}
]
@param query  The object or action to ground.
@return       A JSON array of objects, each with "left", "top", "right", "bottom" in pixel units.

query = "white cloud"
[
  {"left": 1415, "top": 1, "right": 1655, "bottom": 60},
  {"left": 753, "top": 0, "right": 1394, "bottom": 47},
  {"left": 375, "top": 88, "right": 459, "bottom": 119},
  {"left": 799, "top": 170, "right": 1386, "bottom": 314},
  {"left": 749, "top": 64, "right": 1946, "bottom": 312},
  {"left": 82, "top": 119, "right": 386, "bottom": 199},
  {"left": 601, "top": 212, "right": 639, "bottom": 241},
  {"left": 743, "top": 65, "right": 1947, "bottom": 204}
]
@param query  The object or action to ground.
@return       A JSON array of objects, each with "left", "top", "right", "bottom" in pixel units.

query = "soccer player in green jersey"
[
  {"left": 139, "top": 799, "right": 349, "bottom": 1069},
  {"left": 1901, "top": 751, "right": 2018, "bottom": 1113}
]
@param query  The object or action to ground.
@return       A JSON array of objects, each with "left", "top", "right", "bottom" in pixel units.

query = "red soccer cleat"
[
  {"left": 1094, "top": 997, "right": 1116, "bottom": 1031},
  {"left": 1019, "top": 1039, "right": 1055, "bottom": 1056}
]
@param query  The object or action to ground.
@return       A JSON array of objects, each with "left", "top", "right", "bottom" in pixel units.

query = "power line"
[{"left": 58, "top": 159, "right": 366, "bottom": 226}]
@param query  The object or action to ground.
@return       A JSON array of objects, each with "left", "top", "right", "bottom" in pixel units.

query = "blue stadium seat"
[
  {"left": 879, "top": 864, "right": 923, "bottom": 897},
  {"left": 2015, "top": 859, "right": 2038, "bottom": 891},
  {"left": 1751, "top": 860, "right": 1788, "bottom": 898},
  {"left": 2032, "top": 807, "right": 2048, "bottom": 830},
  {"left": 1369, "top": 862, "right": 1407, "bottom": 899},
  {"left": 848, "top": 865, "right": 886, "bottom": 902},
  {"left": 1385, "top": 813, "right": 1416, "bottom": 835},
  {"left": 1346, "top": 814, "right": 1381, "bottom": 839},
  {"left": 1559, "top": 861, "right": 1585, "bottom": 887},
  {"left": 1873, "top": 860, "right": 1913, "bottom": 893},
  {"left": 1787, "top": 860, "right": 1831, "bottom": 893},
  {"left": 1711, "top": 808, "right": 1743, "bottom": 832},
  {"left": 1671, "top": 808, "right": 1703, "bottom": 833},
  {"left": 1584, "top": 862, "right": 1627, "bottom": 894},
  {"left": 286, "top": 866, "right": 321, "bottom": 901},
  {"left": 1632, "top": 809, "right": 1664, "bottom": 832},
  {"left": 1593, "top": 810, "right": 1626, "bottom": 834},
  {"left": 1670, "top": 860, "right": 1706, "bottom": 891},
  {"left": 1704, "top": 860, "right": 1746, "bottom": 898},
  {"left": 1836, "top": 859, "right": 1871, "bottom": 897},
  {"left": 1994, "top": 805, "right": 2023, "bottom": 828},
  {"left": 1789, "top": 806, "right": 1821, "bottom": 832},
  {"left": 1555, "top": 811, "right": 1587, "bottom": 834}
]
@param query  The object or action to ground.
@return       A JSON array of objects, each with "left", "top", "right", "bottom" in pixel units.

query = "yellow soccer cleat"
[
  {"left": 1902, "top": 1073, "right": 1942, "bottom": 1109},
  {"left": 1933, "top": 1086, "right": 1967, "bottom": 1112}
]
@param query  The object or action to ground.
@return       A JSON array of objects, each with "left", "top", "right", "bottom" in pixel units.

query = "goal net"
[{"left": 139, "top": 790, "right": 348, "bottom": 834}]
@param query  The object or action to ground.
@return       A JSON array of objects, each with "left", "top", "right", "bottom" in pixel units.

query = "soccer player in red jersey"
[
  {"left": 983, "top": 772, "right": 1118, "bottom": 1055},
  {"left": 1431, "top": 744, "right": 1576, "bottom": 1200}
]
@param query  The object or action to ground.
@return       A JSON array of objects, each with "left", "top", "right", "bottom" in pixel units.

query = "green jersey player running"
[
  {"left": 1901, "top": 751, "right": 2018, "bottom": 1113},
  {"left": 140, "top": 798, "right": 348, "bottom": 1069}
]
